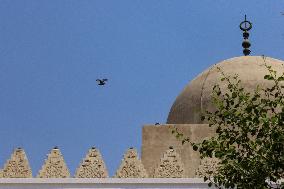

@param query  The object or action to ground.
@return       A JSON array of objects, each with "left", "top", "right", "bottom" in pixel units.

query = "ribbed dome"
[{"left": 167, "top": 56, "right": 284, "bottom": 124}]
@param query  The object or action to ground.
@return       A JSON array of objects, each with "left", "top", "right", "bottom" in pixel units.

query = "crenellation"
[
  {"left": 1, "top": 148, "right": 32, "bottom": 178},
  {"left": 0, "top": 146, "right": 218, "bottom": 178},
  {"left": 153, "top": 147, "right": 185, "bottom": 178},
  {"left": 114, "top": 148, "right": 148, "bottom": 178},
  {"left": 75, "top": 147, "right": 108, "bottom": 178},
  {"left": 37, "top": 147, "right": 70, "bottom": 178},
  {"left": 195, "top": 157, "right": 220, "bottom": 178}
]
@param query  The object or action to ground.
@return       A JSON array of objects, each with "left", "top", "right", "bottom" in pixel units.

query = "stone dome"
[{"left": 167, "top": 56, "right": 284, "bottom": 124}]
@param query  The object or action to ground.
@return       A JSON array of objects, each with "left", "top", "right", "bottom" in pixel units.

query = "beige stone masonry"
[
  {"left": 75, "top": 147, "right": 108, "bottom": 178},
  {"left": 153, "top": 146, "right": 185, "bottom": 178},
  {"left": 195, "top": 157, "right": 220, "bottom": 178},
  {"left": 142, "top": 124, "right": 216, "bottom": 177},
  {"left": 0, "top": 178, "right": 217, "bottom": 188},
  {"left": 37, "top": 147, "right": 70, "bottom": 178},
  {"left": 114, "top": 148, "right": 148, "bottom": 178},
  {"left": 1, "top": 148, "right": 32, "bottom": 178}
]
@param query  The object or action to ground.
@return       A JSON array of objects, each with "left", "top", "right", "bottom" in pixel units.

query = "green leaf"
[
  {"left": 193, "top": 145, "right": 198, "bottom": 151},
  {"left": 278, "top": 77, "right": 284, "bottom": 81},
  {"left": 264, "top": 75, "right": 270, "bottom": 79},
  {"left": 264, "top": 75, "right": 274, "bottom": 80},
  {"left": 204, "top": 177, "right": 208, "bottom": 182},
  {"left": 208, "top": 182, "right": 212, "bottom": 187}
]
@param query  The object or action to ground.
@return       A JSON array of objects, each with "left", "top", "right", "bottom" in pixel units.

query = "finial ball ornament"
[
  {"left": 240, "top": 20, "right": 252, "bottom": 31},
  {"left": 242, "top": 40, "right": 251, "bottom": 48},
  {"left": 240, "top": 15, "right": 252, "bottom": 56}
]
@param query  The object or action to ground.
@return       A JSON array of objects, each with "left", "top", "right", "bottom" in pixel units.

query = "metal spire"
[{"left": 240, "top": 15, "right": 252, "bottom": 56}]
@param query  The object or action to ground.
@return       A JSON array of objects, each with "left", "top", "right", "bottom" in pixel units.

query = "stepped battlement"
[{"left": 0, "top": 146, "right": 217, "bottom": 178}]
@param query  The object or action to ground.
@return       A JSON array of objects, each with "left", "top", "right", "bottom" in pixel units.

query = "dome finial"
[{"left": 240, "top": 15, "right": 252, "bottom": 56}]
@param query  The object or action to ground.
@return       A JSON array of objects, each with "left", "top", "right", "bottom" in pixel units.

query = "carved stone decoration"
[
  {"left": 153, "top": 147, "right": 185, "bottom": 178},
  {"left": 0, "top": 169, "right": 3, "bottom": 178},
  {"left": 2, "top": 148, "right": 32, "bottom": 178},
  {"left": 75, "top": 147, "right": 109, "bottom": 178},
  {"left": 37, "top": 147, "right": 70, "bottom": 178},
  {"left": 114, "top": 148, "right": 148, "bottom": 178},
  {"left": 195, "top": 157, "right": 220, "bottom": 178}
]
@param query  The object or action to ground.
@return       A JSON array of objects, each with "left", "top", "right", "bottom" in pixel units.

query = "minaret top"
[{"left": 240, "top": 15, "right": 252, "bottom": 56}]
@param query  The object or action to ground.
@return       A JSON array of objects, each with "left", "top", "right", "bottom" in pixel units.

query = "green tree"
[{"left": 173, "top": 57, "right": 284, "bottom": 188}]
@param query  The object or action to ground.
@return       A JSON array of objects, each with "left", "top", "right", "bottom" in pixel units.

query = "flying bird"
[{"left": 96, "top": 78, "right": 108, "bottom": 86}]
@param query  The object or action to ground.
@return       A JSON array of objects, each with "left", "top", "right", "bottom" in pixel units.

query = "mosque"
[{"left": 0, "top": 17, "right": 284, "bottom": 188}]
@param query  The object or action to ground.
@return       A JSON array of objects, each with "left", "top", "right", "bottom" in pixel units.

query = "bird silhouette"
[{"left": 96, "top": 79, "right": 108, "bottom": 86}]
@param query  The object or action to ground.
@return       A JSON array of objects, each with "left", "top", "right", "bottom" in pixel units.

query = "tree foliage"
[{"left": 173, "top": 57, "right": 284, "bottom": 188}]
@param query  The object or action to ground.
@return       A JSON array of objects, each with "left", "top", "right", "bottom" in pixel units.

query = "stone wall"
[
  {"left": 0, "top": 124, "right": 216, "bottom": 178},
  {"left": 0, "top": 178, "right": 216, "bottom": 189},
  {"left": 0, "top": 146, "right": 214, "bottom": 178},
  {"left": 142, "top": 124, "right": 216, "bottom": 177}
]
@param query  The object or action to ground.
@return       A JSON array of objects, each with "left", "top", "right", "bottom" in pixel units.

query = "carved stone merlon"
[
  {"left": 2, "top": 148, "right": 32, "bottom": 178},
  {"left": 195, "top": 157, "right": 220, "bottom": 178},
  {"left": 37, "top": 147, "right": 70, "bottom": 178},
  {"left": 153, "top": 147, "right": 185, "bottom": 178},
  {"left": 114, "top": 148, "right": 148, "bottom": 178},
  {"left": 75, "top": 147, "right": 109, "bottom": 178}
]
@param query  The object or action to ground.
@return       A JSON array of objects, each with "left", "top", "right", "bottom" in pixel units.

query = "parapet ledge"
[
  {"left": 143, "top": 124, "right": 210, "bottom": 128},
  {"left": 0, "top": 178, "right": 206, "bottom": 184}
]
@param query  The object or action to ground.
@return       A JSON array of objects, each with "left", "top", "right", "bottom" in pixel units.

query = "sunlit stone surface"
[
  {"left": 37, "top": 147, "right": 70, "bottom": 178},
  {"left": 153, "top": 147, "right": 185, "bottom": 178},
  {"left": 0, "top": 178, "right": 216, "bottom": 188},
  {"left": 1, "top": 148, "right": 32, "bottom": 178},
  {"left": 195, "top": 157, "right": 220, "bottom": 178},
  {"left": 75, "top": 147, "right": 108, "bottom": 178},
  {"left": 114, "top": 148, "right": 148, "bottom": 178}
]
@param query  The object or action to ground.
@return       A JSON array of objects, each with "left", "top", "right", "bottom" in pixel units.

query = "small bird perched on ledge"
[{"left": 96, "top": 79, "right": 108, "bottom": 86}]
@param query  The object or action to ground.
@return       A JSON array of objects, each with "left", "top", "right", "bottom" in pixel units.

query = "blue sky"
[{"left": 0, "top": 1, "right": 283, "bottom": 176}]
